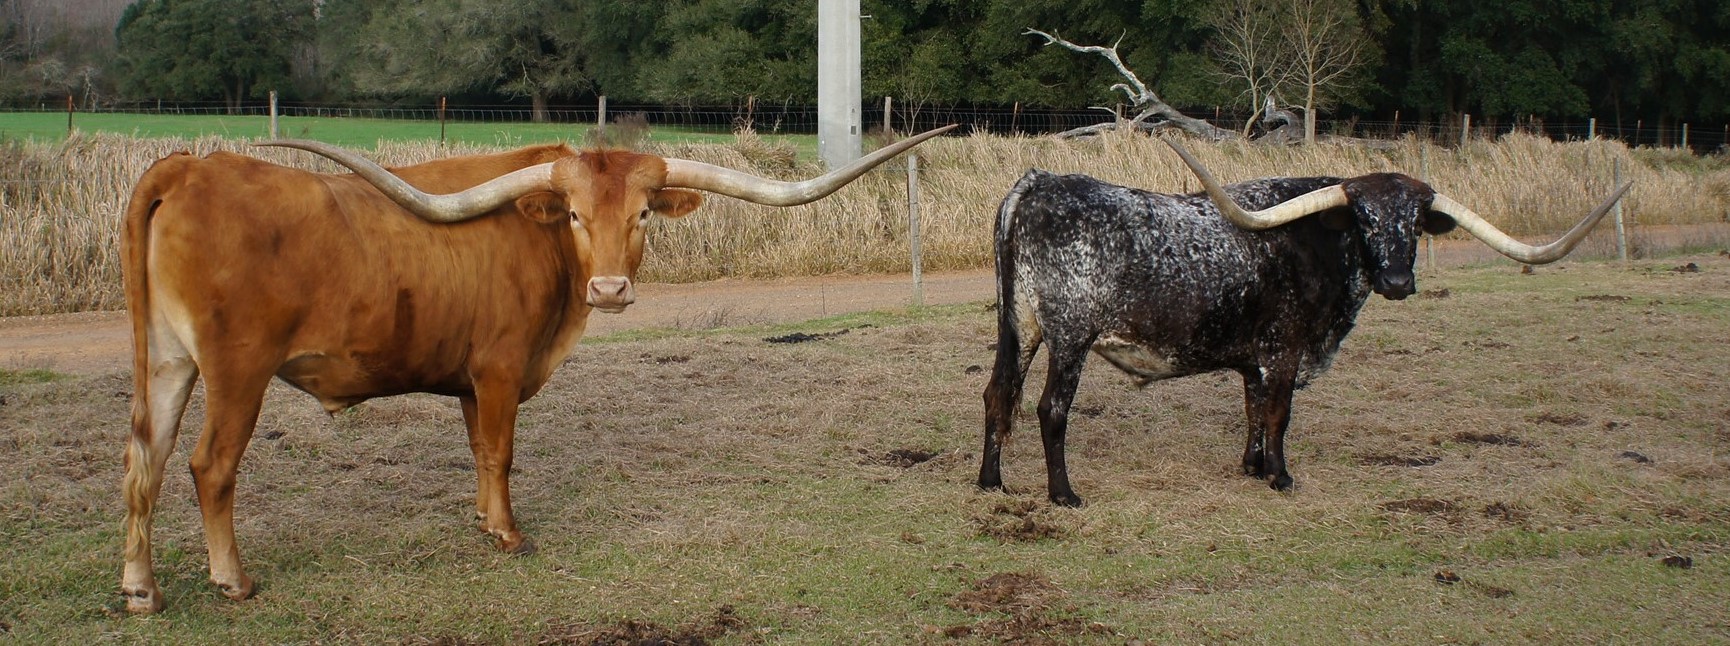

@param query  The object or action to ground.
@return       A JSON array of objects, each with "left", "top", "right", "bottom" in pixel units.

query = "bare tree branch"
[{"left": 1025, "top": 28, "right": 1238, "bottom": 141}]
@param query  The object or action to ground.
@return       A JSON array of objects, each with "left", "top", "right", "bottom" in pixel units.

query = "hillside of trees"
[{"left": 2, "top": 0, "right": 1726, "bottom": 137}]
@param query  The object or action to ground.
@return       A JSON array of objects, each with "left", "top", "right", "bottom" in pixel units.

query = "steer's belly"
[{"left": 277, "top": 351, "right": 468, "bottom": 412}]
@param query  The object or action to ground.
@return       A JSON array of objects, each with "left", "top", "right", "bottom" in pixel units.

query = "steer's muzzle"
[
  {"left": 1373, "top": 269, "right": 1415, "bottom": 300},
  {"left": 587, "top": 276, "right": 636, "bottom": 313}
]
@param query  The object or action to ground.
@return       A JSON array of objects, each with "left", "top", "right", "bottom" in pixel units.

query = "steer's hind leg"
[
  {"left": 1036, "top": 339, "right": 1092, "bottom": 507},
  {"left": 188, "top": 360, "right": 275, "bottom": 602},
  {"left": 121, "top": 337, "right": 199, "bottom": 613},
  {"left": 459, "top": 395, "right": 492, "bottom": 523},
  {"left": 980, "top": 320, "right": 1041, "bottom": 493}
]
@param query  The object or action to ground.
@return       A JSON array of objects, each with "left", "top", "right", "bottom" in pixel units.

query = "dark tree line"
[{"left": 3, "top": 0, "right": 1726, "bottom": 130}]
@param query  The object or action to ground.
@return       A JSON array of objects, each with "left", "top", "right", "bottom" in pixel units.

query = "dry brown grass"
[
  {"left": 5, "top": 130, "right": 1730, "bottom": 316},
  {"left": 1, "top": 254, "right": 1728, "bottom": 642}
]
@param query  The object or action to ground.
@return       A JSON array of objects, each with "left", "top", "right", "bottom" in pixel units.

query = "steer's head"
[
  {"left": 262, "top": 125, "right": 955, "bottom": 314},
  {"left": 1333, "top": 173, "right": 1451, "bottom": 300},
  {"left": 1163, "top": 139, "right": 1632, "bottom": 300},
  {"left": 515, "top": 152, "right": 701, "bottom": 312}
]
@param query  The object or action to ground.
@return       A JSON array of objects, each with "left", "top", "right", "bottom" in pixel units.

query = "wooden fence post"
[
  {"left": 439, "top": 97, "right": 447, "bottom": 145},
  {"left": 66, "top": 95, "right": 74, "bottom": 137},
  {"left": 1460, "top": 114, "right": 1470, "bottom": 147},
  {"left": 1612, "top": 157, "right": 1628, "bottom": 263},
  {"left": 269, "top": 90, "right": 279, "bottom": 139},
  {"left": 883, "top": 96, "right": 892, "bottom": 134},
  {"left": 907, "top": 151, "right": 923, "bottom": 306},
  {"left": 597, "top": 95, "right": 608, "bottom": 135},
  {"left": 1420, "top": 145, "right": 1433, "bottom": 271}
]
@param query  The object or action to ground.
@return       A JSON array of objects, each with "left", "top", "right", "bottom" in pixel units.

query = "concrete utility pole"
[{"left": 818, "top": 0, "right": 861, "bottom": 171}]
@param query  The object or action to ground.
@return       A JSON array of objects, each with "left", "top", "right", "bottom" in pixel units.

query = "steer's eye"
[
  {"left": 569, "top": 212, "right": 583, "bottom": 229},
  {"left": 638, "top": 208, "right": 651, "bottom": 224}
]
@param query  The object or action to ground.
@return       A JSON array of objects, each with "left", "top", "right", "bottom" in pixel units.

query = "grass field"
[
  {"left": 0, "top": 110, "right": 811, "bottom": 151},
  {"left": 2, "top": 254, "right": 1726, "bottom": 643}
]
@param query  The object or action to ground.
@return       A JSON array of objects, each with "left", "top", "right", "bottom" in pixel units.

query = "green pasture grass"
[
  {"left": 0, "top": 110, "right": 815, "bottom": 154},
  {"left": 0, "top": 367, "right": 63, "bottom": 387}
]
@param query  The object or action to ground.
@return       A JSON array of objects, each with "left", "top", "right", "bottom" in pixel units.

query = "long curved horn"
[
  {"left": 257, "top": 140, "right": 554, "bottom": 223},
  {"left": 1430, "top": 182, "right": 1633, "bottom": 264},
  {"left": 1163, "top": 138, "right": 1350, "bottom": 230},
  {"left": 663, "top": 124, "right": 958, "bottom": 206}
]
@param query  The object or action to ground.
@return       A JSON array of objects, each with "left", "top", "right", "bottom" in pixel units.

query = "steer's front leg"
[
  {"left": 1239, "top": 368, "right": 1296, "bottom": 491},
  {"left": 464, "top": 376, "right": 534, "bottom": 555}
]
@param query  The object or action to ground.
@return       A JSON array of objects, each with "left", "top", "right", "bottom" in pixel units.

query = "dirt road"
[
  {"left": 0, "top": 269, "right": 997, "bottom": 376},
  {"left": 5, "top": 222, "right": 1724, "bottom": 377}
]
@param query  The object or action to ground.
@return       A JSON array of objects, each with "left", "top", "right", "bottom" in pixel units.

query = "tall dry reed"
[{"left": 3, "top": 130, "right": 1727, "bottom": 316}]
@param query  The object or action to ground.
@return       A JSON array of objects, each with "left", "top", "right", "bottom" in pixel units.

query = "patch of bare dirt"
[
  {"left": 974, "top": 500, "right": 1068, "bottom": 542},
  {"left": 1531, "top": 412, "right": 1589, "bottom": 427},
  {"left": 1444, "top": 432, "right": 1530, "bottom": 447},
  {"left": 861, "top": 447, "right": 939, "bottom": 468},
  {"left": 1481, "top": 502, "right": 1531, "bottom": 523},
  {"left": 1359, "top": 454, "right": 1442, "bottom": 467},
  {"left": 938, "top": 572, "right": 1114, "bottom": 644},
  {"left": 1433, "top": 570, "right": 1515, "bottom": 599},
  {"left": 537, "top": 605, "right": 745, "bottom": 646},
  {"left": 1381, "top": 498, "right": 1458, "bottom": 515}
]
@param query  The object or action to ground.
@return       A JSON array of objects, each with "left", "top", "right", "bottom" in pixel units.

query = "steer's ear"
[
  {"left": 649, "top": 189, "right": 703, "bottom": 219},
  {"left": 515, "top": 192, "right": 568, "bottom": 224},
  {"left": 1421, "top": 211, "right": 1458, "bottom": 235}
]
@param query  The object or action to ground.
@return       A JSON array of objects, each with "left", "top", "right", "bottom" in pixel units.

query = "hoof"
[
  {"left": 1049, "top": 492, "right": 1084, "bottom": 508},
  {"left": 215, "top": 575, "right": 256, "bottom": 601},
  {"left": 1268, "top": 473, "right": 1294, "bottom": 492},
  {"left": 495, "top": 533, "right": 536, "bottom": 556},
  {"left": 123, "top": 586, "right": 164, "bottom": 614}
]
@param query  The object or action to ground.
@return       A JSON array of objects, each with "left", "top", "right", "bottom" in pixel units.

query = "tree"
[
  {"left": 860, "top": 0, "right": 981, "bottom": 122},
  {"left": 631, "top": 0, "right": 816, "bottom": 104},
  {"left": 1, "top": 0, "right": 126, "bottom": 104},
  {"left": 1281, "top": 0, "right": 1374, "bottom": 143},
  {"left": 115, "top": 0, "right": 314, "bottom": 112},
  {"left": 324, "top": 0, "right": 597, "bottom": 121},
  {"left": 1208, "top": 0, "right": 1291, "bottom": 136}
]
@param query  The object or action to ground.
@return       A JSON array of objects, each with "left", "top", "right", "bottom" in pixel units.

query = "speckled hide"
[{"left": 979, "top": 169, "right": 1452, "bottom": 505}]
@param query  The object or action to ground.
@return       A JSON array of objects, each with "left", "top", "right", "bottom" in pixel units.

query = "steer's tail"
[
  {"left": 979, "top": 171, "right": 1044, "bottom": 490},
  {"left": 119, "top": 153, "right": 189, "bottom": 562}
]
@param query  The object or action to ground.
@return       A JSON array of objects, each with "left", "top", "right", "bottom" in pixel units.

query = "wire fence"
[{"left": 14, "top": 97, "right": 1730, "bottom": 153}]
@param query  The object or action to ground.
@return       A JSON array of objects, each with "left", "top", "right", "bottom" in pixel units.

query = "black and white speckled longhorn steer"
[{"left": 979, "top": 141, "right": 1632, "bottom": 505}]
